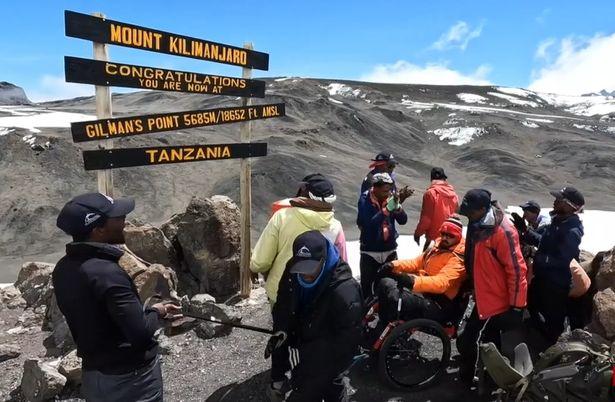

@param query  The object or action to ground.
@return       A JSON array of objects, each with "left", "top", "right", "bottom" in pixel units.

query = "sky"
[{"left": 2, "top": 0, "right": 615, "bottom": 101}]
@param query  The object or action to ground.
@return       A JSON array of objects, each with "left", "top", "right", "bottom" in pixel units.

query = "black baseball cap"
[
  {"left": 288, "top": 231, "right": 328, "bottom": 276},
  {"left": 431, "top": 167, "right": 447, "bottom": 180},
  {"left": 371, "top": 152, "right": 397, "bottom": 165},
  {"left": 301, "top": 173, "right": 335, "bottom": 201},
  {"left": 57, "top": 192, "right": 135, "bottom": 237},
  {"left": 549, "top": 186, "right": 585, "bottom": 209},
  {"left": 519, "top": 200, "right": 541, "bottom": 214},
  {"left": 459, "top": 189, "right": 492, "bottom": 216}
]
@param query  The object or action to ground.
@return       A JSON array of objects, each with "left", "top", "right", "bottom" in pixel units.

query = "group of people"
[
  {"left": 251, "top": 152, "right": 590, "bottom": 400},
  {"left": 48, "top": 151, "right": 590, "bottom": 401}
]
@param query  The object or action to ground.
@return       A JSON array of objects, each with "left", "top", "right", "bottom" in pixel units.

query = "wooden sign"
[
  {"left": 71, "top": 103, "right": 285, "bottom": 142},
  {"left": 82, "top": 142, "right": 267, "bottom": 170},
  {"left": 65, "top": 56, "right": 266, "bottom": 98},
  {"left": 65, "top": 10, "right": 269, "bottom": 70}
]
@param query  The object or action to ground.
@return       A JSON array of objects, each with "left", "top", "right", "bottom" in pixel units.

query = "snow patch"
[
  {"left": 328, "top": 97, "right": 343, "bottom": 105},
  {"left": 457, "top": 93, "right": 487, "bottom": 104},
  {"left": 322, "top": 83, "right": 362, "bottom": 98},
  {"left": 488, "top": 92, "right": 540, "bottom": 107},
  {"left": 537, "top": 93, "right": 615, "bottom": 116},
  {"left": 522, "top": 121, "right": 539, "bottom": 128},
  {"left": 526, "top": 118, "right": 553, "bottom": 123},
  {"left": 573, "top": 124, "right": 594, "bottom": 132},
  {"left": 496, "top": 87, "right": 535, "bottom": 98},
  {"left": 0, "top": 109, "right": 95, "bottom": 133},
  {"left": 0, "top": 127, "right": 14, "bottom": 136},
  {"left": 22, "top": 134, "right": 36, "bottom": 146},
  {"left": 274, "top": 77, "right": 292, "bottom": 82},
  {"left": 401, "top": 96, "right": 434, "bottom": 111},
  {"left": 431, "top": 127, "right": 486, "bottom": 146}
]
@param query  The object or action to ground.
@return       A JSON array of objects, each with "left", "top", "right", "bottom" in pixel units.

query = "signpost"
[{"left": 65, "top": 11, "right": 282, "bottom": 297}]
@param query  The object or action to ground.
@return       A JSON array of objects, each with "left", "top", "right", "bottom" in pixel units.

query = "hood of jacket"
[
  {"left": 429, "top": 180, "right": 457, "bottom": 199},
  {"left": 290, "top": 206, "right": 336, "bottom": 231}
]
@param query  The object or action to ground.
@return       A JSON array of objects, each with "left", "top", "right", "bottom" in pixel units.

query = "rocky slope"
[
  {"left": 2, "top": 78, "right": 615, "bottom": 280},
  {"left": 0, "top": 83, "right": 30, "bottom": 106}
]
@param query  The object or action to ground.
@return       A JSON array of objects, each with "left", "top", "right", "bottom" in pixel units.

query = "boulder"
[
  {"left": 593, "top": 288, "right": 615, "bottom": 340},
  {"left": 20, "top": 359, "right": 67, "bottom": 402},
  {"left": 118, "top": 251, "right": 178, "bottom": 302},
  {"left": 124, "top": 223, "right": 178, "bottom": 268},
  {"left": 42, "top": 294, "right": 75, "bottom": 355},
  {"left": 132, "top": 263, "right": 178, "bottom": 302},
  {"left": 595, "top": 246, "right": 615, "bottom": 291},
  {"left": 18, "top": 307, "right": 45, "bottom": 328},
  {"left": 0, "top": 343, "right": 20, "bottom": 363},
  {"left": 578, "top": 250, "right": 595, "bottom": 264},
  {"left": 175, "top": 196, "right": 241, "bottom": 297},
  {"left": 15, "top": 262, "right": 54, "bottom": 308},
  {"left": 0, "top": 285, "right": 26, "bottom": 310},
  {"left": 58, "top": 350, "right": 82, "bottom": 385},
  {"left": 182, "top": 294, "right": 241, "bottom": 338}
]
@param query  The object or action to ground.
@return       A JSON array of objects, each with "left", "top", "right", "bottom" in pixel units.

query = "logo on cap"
[
  {"left": 103, "top": 194, "right": 114, "bottom": 204},
  {"left": 84, "top": 213, "right": 101, "bottom": 226},
  {"left": 296, "top": 246, "right": 312, "bottom": 258}
]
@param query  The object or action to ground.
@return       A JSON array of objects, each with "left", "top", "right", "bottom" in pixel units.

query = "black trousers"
[
  {"left": 528, "top": 277, "right": 569, "bottom": 348},
  {"left": 376, "top": 278, "right": 443, "bottom": 324},
  {"left": 360, "top": 251, "right": 397, "bottom": 300},
  {"left": 456, "top": 307, "right": 524, "bottom": 384},
  {"left": 81, "top": 356, "right": 163, "bottom": 402}
]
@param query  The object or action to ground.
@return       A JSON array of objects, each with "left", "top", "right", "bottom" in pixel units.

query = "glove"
[
  {"left": 497, "top": 307, "right": 524, "bottom": 329},
  {"left": 377, "top": 262, "right": 395, "bottom": 279},
  {"left": 386, "top": 195, "right": 400, "bottom": 212},
  {"left": 264, "top": 331, "right": 287, "bottom": 359},
  {"left": 510, "top": 212, "right": 527, "bottom": 233},
  {"left": 398, "top": 186, "right": 414, "bottom": 204},
  {"left": 397, "top": 274, "right": 415, "bottom": 290}
]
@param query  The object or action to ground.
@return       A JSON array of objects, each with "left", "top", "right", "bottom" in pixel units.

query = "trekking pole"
[{"left": 180, "top": 310, "right": 276, "bottom": 335}]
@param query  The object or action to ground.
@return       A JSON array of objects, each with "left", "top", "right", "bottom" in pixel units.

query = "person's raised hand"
[
  {"left": 399, "top": 186, "right": 414, "bottom": 204},
  {"left": 510, "top": 212, "right": 527, "bottom": 233}
]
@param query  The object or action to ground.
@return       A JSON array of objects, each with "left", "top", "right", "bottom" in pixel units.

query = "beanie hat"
[{"left": 439, "top": 215, "right": 463, "bottom": 241}]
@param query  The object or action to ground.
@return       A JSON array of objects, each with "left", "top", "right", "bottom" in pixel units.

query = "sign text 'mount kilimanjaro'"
[
  {"left": 65, "top": 57, "right": 265, "bottom": 97},
  {"left": 71, "top": 103, "right": 285, "bottom": 142},
  {"left": 65, "top": 10, "right": 269, "bottom": 70},
  {"left": 82, "top": 142, "right": 268, "bottom": 170}
]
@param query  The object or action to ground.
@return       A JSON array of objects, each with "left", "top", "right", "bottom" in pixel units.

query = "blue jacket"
[
  {"left": 357, "top": 190, "right": 407, "bottom": 252},
  {"left": 533, "top": 214, "right": 584, "bottom": 290}
]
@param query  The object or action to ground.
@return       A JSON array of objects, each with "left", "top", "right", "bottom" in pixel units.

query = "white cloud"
[
  {"left": 432, "top": 21, "right": 483, "bottom": 51},
  {"left": 529, "top": 33, "right": 615, "bottom": 95},
  {"left": 27, "top": 75, "right": 94, "bottom": 102},
  {"left": 535, "top": 38, "right": 556, "bottom": 60},
  {"left": 360, "top": 61, "right": 491, "bottom": 86}
]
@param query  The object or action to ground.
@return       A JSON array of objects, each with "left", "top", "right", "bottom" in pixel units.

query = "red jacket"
[
  {"left": 467, "top": 205, "right": 528, "bottom": 319},
  {"left": 414, "top": 180, "right": 459, "bottom": 241}
]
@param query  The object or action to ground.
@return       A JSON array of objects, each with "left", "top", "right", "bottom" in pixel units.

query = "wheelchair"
[{"left": 357, "top": 286, "right": 471, "bottom": 391}]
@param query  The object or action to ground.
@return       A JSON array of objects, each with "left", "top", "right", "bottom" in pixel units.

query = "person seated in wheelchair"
[{"left": 375, "top": 216, "right": 466, "bottom": 325}]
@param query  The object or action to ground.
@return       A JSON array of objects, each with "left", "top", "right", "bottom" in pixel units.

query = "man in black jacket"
[
  {"left": 54, "top": 193, "right": 179, "bottom": 401},
  {"left": 529, "top": 187, "right": 585, "bottom": 348},
  {"left": 271, "top": 231, "right": 363, "bottom": 401}
]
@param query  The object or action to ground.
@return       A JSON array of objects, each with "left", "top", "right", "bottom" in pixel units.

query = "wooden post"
[
  {"left": 92, "top": 12, "right": 114, "bottom": 197},
  {"left": 239, "top": 43, "right": 254, "bottom": 297}
]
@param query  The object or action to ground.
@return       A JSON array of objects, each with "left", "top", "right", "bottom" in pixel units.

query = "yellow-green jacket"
[{"left": 250, "top": 207, "right": 346, "bottom": 303}]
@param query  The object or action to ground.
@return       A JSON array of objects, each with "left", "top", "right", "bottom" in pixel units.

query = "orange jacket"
[
  {"left": 391, "top": 239, "right": 466, "bottom": 300},
  {"left": 468, "top": 206, "right": 528, "bottom": 319},
  {"left": 414, "top": 180, "right": 459, "bottom": 241}
]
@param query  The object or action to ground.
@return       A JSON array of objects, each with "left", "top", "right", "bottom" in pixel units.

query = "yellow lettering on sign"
[
  {"left": 196, "top": 147, "right": 206, "bottom": 159},
  {"left": 105, "top": 63, "right": 117, "bottom": 75},
  {"left": 169, "top": 36, "right": 179, "bottom": 53},
  {"left": 145, "top": 149, "right": 158, "bottom": 163},
  {"left": 171, "top": 149, "right": 182, "bottom": 160},
  {"left": 159, "top": 150, "right": 170, "bottom": 162},
  {"left": 222, "top": 146, "right": 231, "bottom": 157}
]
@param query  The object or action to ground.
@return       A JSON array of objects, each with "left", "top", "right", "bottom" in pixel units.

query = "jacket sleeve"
[
  {"left": 522, "top": 227, "right": 543, "bottom": 247},
  {"left": 414, "top": 191, "right": 435, "bottom": 237},
  {"left": 535, "top": 226, "right": 582, "bottom": 273},
  {"left": 93, "top": 265, "right": 159, "bottom": 350},
  {"left": 250, "top": 212, "right": 281, "bottom": 273},
  {"left": 290, "top": 281, "right": 363, "bottom": 399},
  {"left": 392, "top": 207, "right": 408, "bottom": 225},
  {"left": 496, "top": 225, "right": 528, "bottom": 308},
  {"left": 334, "top": 228, "right": 348, "bottom": 262},
  {"left": 391, "top": 254, "right": 424, "bottom": 274},
  {"left": 412, "top": 255, "right": 466, "bottom": 295}
]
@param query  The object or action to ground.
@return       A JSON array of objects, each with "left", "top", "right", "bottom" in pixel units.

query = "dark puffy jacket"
[
  {"left": 273, "top": 259, "right": 363, "bottom": 399},
  {"left": 533, "top": 214, "right": 584, "bottom": 290},
  {"left": 53, "top": 242, "right": 159, "bottom": 374},
  {"left": 357, "top": 190, "right": 408, "bottom": 252}
]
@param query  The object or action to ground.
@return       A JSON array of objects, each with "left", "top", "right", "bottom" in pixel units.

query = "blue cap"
[{"left": 56, "top": 192, "right": 135, "bottom": 237}]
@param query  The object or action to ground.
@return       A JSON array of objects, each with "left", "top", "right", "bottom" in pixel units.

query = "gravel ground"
[{"left": 0, "top": 287, "right": 475, "bottom": 401}]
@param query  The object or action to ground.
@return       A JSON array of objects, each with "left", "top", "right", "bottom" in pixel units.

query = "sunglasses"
[{"left": 440, "top": 232, "right": 456, "bottom": 239}]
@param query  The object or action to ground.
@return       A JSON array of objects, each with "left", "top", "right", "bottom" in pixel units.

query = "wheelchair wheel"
[{"left": 378, "top": 318, "right": 451, "bottom": 390}]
